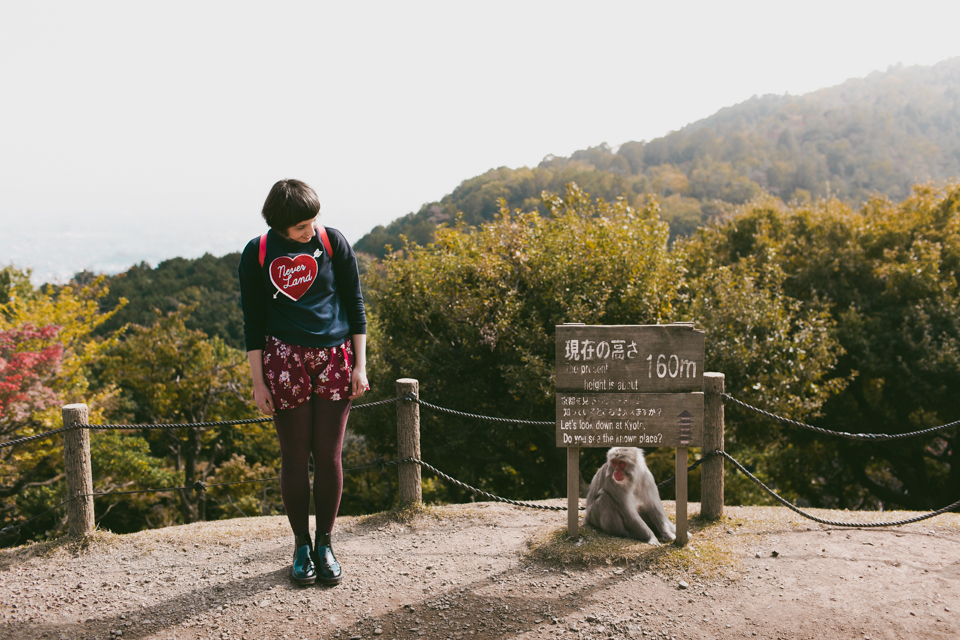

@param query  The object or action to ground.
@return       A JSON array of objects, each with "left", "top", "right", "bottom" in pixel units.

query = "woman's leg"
[
  {"left": 272, "top": 402, "right": 314, "bottom": 536},
  {"left": 310, "top": 398, "right": 351, "bottom": 534}
]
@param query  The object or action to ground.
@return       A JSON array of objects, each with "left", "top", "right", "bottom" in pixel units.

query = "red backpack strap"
[
  {"left": 317, "top": 225, "right": 333, "bottom": 257},
  {"left": 258, "top": 232, "right": 268, "bottom": 267}
]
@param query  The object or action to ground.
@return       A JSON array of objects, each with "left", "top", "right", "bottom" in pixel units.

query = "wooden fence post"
[
  {"left": 396, "top": 378, "right": 422, "bottom": 507},
  {"left": 702, "top": 372, "right": 725, "bottom": 519},
  {"left": 62, "top": 404, "right": 94, "bottom": 537}
]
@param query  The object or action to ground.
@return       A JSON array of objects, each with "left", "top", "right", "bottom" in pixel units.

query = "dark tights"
[{"left": 273, "top": 398, "right": 351, "bottom": 536}]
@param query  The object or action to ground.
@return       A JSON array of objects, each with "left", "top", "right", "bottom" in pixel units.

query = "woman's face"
[{"left": 284, "top": 218, "right": 316, "bottom": 243}]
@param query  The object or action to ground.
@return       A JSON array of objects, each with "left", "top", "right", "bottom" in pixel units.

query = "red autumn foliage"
[{"left": 0, "top": 325, "right": 63, "bottom": 429}]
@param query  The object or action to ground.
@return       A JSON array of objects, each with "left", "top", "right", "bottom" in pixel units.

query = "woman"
[{"left": 238, "top": 179, "right": 368, "bottom": 586}]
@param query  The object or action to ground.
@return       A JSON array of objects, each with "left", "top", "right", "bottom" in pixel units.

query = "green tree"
[
  {"left": 88, "top": 431, "right": 181, "bottom": 532},
  {"left": 0, "top": 265, "right": 36, "bottom": 306},
  {"left": 362, "top": 185, "right": 842, "bottom": 505},
  {"left": 683, "top": 184, "right": 960, "bottom": 509},
  {"left": 94, "top": 253, "right": 245, "bottom": 349},
  {"left": 100, "top": 307, "right": 264, "bottom": 523},
  {"left": 0, "top": 272, "right": 125, "bottom": 543},
  {"left": 363, "top": 184, "right": 676, "bottom": 501}
]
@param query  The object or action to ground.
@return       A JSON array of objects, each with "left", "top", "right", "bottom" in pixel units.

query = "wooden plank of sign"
[
  {"left": 556, "top": 392, "right": 703, "bottom": 448},
  {"left": 556, "top": 324, "right": 705, "bottom": 393}
]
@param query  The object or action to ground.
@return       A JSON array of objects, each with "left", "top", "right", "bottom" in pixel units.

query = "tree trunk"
[{"left": 178, "top": 426, "right": 203, "bottom": 523}]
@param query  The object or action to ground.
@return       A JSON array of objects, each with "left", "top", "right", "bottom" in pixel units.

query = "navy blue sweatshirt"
[{"left": 238, "top": 226, "right": 366, "bottom": 352}]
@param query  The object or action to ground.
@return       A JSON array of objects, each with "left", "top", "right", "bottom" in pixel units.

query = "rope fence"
[
  {"left": 2, "top": 448, "right": 958, "bottom": 546},
  {"left": 3, "top": 387, "right": 959, "bottom": 546},
  {"left": 9, "top": 390, "right": 957, "bottom": 453},
  {"left": 6, "top": 391, "right": 958, "bottom": 452},
  {"left": 715, "top": 450, "right": 960, "bottom": 528},
  {"left": 4, "top": 446, "right": 958, "bottom": 546},
  {"left": 721, "top": 392, "right": 960, "bottom": 440},
  {"left": 0, "top": 395, "right": 405, "bottom": 451},
  {"left": 405, "top": 395, "right": 555, "bottom": 426}
]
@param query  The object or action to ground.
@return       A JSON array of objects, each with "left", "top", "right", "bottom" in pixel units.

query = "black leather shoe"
[
  {"left": 291, "top": 533, "right": 316, "bottom": 586},
  {"left": 314, "top": 532, "right": 342, "bottom": 585}
]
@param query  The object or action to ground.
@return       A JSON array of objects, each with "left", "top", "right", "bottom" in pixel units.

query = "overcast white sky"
[{"left": 3, "top": 1, "right": 960, "bottom": 282}]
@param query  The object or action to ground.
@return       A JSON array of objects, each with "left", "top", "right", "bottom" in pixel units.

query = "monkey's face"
[{"left": 610, "top": 459, "right": 630, "bottom": 483}]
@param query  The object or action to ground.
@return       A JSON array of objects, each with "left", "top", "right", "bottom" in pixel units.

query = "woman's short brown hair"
[{"left": 261, "top": 179, "right": 321, "bottom": 231}]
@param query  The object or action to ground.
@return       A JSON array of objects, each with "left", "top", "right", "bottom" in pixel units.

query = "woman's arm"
[
  {"left": 248, "top": 350, "right": 275, "bottom": 415},
  {"left": 329, "top": 227, "right": 367, "bottom": 337},
  {"left": 238, "top": 238, "right": 269, "bottom": 353},
  {"left": 349, "top": 334, "right": 368, "bottom": 399}
]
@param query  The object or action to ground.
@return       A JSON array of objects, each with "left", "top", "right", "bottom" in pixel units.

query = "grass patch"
[
  {"left": 525, "top": 515, "right": 739, "bottom": 580},
  {"left": 0, "top": 528, "right": 124, "bottom": 566},
  {"left": 354, "top": 501, "right": 504, "bottom": 531},
  {"left": 354, "top": 501, "right": 446, "bottom": 529}
]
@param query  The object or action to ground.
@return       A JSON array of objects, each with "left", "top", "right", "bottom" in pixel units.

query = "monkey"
[{"left": 585, "top": 447, "right": 688, "bottom": 545}]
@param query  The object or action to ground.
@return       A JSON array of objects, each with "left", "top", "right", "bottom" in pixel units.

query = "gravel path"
[{"left": 1, "top": 502, "right": 958, "bottom": 640}]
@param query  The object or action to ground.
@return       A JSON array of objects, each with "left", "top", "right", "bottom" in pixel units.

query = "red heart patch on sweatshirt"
[{"left": 269, "top": 255, "right": 318, "bottom": 301}]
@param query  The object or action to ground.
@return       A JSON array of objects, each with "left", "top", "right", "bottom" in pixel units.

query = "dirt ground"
[{"left": 1, "top": 501, "right": 958, "bottom": 640}]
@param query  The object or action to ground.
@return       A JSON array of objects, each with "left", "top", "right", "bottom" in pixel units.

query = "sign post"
[
  {"left": 556, "top": 323, "right": 705, "bottom": 546},
  {"left": 567, "top": 446, "right": 580, "bottom": 537}
]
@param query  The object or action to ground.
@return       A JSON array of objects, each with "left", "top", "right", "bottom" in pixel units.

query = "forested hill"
[{"left": 356, "top": 57, "right": 960, "bottom": 256}]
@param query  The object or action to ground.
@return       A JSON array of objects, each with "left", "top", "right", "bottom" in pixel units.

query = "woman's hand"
[
  {"left": 349, "top": 334, "right": 368, "bottom": 400},
  {"left": 253, "top": 380, "right": 275, "bottom": 416},
  {"left": 349, "top": 366, "right": 369, "bottom": 400},
  {"left": 247, "top": 350, "right": 275, "bottom": 416}
]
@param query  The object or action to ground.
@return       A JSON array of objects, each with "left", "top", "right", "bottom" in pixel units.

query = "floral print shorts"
[{"left": 262, "top": 336, "right": 356, "bottom": 410}]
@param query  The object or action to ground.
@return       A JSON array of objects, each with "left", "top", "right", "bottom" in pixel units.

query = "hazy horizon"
[{"left": 4, "top": 1, "right": 960, "bottom": 284}]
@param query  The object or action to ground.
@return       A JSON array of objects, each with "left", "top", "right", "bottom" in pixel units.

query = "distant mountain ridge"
[{"left": 356, "top": 57, "right": 960, "bottom": 256}]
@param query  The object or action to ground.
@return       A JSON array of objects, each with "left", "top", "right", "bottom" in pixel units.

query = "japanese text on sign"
[
  {"left": 563, "top": 339, "right": 638, "bottom": 361},
  {"left": 555, "top": 324, "right": 704, "bottom": 395},
  {"left": 555, "top": 393, "right": 703, "bottom": 448}
]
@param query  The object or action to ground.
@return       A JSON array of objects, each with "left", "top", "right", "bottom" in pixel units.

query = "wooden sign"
[
  {"left": 556, "top": 323, "right": 706, "bottom": 547},
  {"left": 556, "top": 392, "right": 703, "bottom": 447},
  {"left": 556, "top": 324, "right": 705, "bottom": 393}
]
